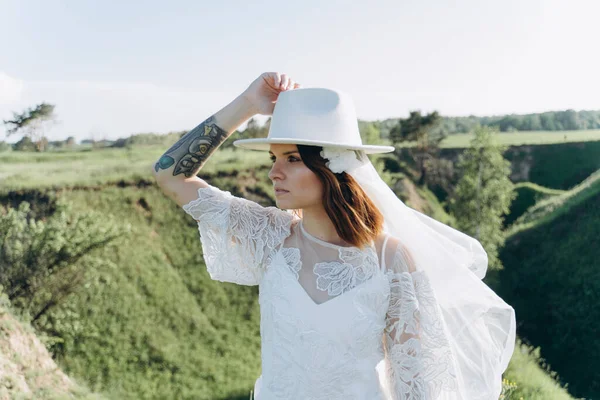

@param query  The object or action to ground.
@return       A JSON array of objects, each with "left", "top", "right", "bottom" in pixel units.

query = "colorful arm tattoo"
[{"left": 154, "top": 115, "right": 229, "bottom": 178}]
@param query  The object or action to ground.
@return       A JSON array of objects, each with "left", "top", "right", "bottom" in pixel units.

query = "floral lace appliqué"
[
  {"left": 313, "top": 246, "right": 379, "bottom": 296},
  {"left": 384, "top": 268, "right": 459, "bottom": 399},
  {"left": 182, "top": 185, "right": 293, "bottom": 285},
  {"left": 280, "top": 247, "right": 302, "bottom": 279}
]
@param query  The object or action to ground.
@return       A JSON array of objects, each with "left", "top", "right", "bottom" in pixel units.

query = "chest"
[{"left": 259, "top": 246, "right": 391, "bottom": 339}]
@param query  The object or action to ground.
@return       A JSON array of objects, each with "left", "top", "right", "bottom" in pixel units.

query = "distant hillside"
[
  {"left": 421, "top": 140, "right": 600, "bottom": 203},
  {"left": 494, "top": 169, "right": 600, "bottom": 399},
  {"left": 378, "top": 139, "right": 600, "bottom": 209}
]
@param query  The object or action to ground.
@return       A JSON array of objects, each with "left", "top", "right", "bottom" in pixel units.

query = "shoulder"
[{"left": 375, "top": 233, "right": 416, "bottom": 274}]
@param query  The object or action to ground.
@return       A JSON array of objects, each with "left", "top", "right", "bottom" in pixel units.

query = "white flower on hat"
[{"left": 320, "top": 147, "right": 368, "bottom": 174}]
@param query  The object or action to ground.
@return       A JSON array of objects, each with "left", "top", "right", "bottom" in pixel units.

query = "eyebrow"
[{"left": 268, "top": 150, "right": 299, "bottom": 156}]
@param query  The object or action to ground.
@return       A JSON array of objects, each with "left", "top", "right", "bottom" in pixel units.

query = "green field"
[
  {"left": 2, "top": 129, "right": 600, "bottom": 192},
  {"left": 437, "top": 129, "right": 600, "bottom": 148},
  {"left": 0, "top": 146, "right": 267, "bottom": 192}
]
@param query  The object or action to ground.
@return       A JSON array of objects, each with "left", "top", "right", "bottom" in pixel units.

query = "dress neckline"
[{"left": 299, "top": 220, "right": 373, "bottom": 250}]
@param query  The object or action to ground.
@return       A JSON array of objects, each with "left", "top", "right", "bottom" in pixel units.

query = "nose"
[{"left": 268, "top": 160, "right": 285, "bottom": 182}]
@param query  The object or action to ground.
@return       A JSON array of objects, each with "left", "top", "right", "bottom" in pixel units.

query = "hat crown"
[
  {"left": 268, "top": 88, "right": 362, "bottom": 146},
  {"left": 232, "top": 86, "right": 394, "bottom": 154}
]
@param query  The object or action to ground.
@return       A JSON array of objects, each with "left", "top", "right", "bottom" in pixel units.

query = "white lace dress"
[{"left": 182, "top": 185, "right": 504, "bottom": 400}]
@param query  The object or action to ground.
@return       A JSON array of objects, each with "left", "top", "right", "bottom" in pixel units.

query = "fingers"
[
  {"left": 280, "top": 74, "right": 289, "bottom": 90},
  {"left": 274, "top": 73, "right": 281, "bottom": 89},
  {"left": 265, "top": 72, "right": 300, "bottom": 91},
  {"left": 286, "top": 80, "right": 301, "bottom": 90},
  {"left": 281, "top": 74, "right": 300, "bottom": 91}
]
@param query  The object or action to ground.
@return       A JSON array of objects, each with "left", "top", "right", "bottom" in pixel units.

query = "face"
[{"left": 268, "top": 144, "right": 323, "bottom": 210}]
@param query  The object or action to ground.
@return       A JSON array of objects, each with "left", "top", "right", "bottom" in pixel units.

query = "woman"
[{"left": 152, "top": 72, "right": 516, "bottom": 399}]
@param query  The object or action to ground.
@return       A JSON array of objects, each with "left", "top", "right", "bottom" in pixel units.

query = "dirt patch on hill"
[{"left": 0, "top": 306, "right": 78, "bottom": 399}]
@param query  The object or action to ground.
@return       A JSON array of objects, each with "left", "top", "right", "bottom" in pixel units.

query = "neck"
[{"left": 300, "top": 206, "right": 348, "bottom": 247}]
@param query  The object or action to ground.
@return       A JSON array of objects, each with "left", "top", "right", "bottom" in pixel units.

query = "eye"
[{"left": 269, "top": 156, "right": 301, "bottom": 163}]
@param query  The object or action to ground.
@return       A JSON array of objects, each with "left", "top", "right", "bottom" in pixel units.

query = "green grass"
[
  {"left": 494, "top": 169, "right": 600, "bottom": 399},
  {"left": 504, "top": 182, "right": 566, "bottom": 227},
  {"left": 506, "top": 168, "right": 600, "bottom": 237},
  {"left": 3, "top": 132, "right": 599, "bottom": 192},
  {"left": 437, "top": 129, "right": 600, "bottom": 148},
  {"left": 0, "top": 146, "right": 269, "bottom": 193},
  {"left": 500, "top": 338, "right": 579, "bottom": 400},
  {"left": 26, "top": 182, "right": 265, "bottom": 399}
]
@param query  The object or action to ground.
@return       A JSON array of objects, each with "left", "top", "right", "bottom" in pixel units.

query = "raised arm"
[
  {"left": 150, "top": 72, "right": 300, "bottom": 208},
  {"left": 150, "top": 94, "right": 258, "bottom": 206},
  {"left": 152, "top": 94, "right": 257, "bottom": 180}
]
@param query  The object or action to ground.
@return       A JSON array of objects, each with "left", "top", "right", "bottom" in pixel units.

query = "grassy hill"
[
  {"left": 0, "top": 143, "right": 595, "bottom": 399},
  {"left": 28, "top": 179, "right": 266, "bottom": 400},
  {"left": 493, "top": 169, "right": 600, "bottom": 399},
  {"left": 504, "top": 182, "right": 566, "bottom": 227}
]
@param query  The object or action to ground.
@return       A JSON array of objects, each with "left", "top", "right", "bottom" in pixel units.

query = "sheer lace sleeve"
[
  {"left": 381, "top": 239, "right": 459, "bottom": 399},
  {"left": 182, "top": 185, "right": 294, "bottom": 286}
]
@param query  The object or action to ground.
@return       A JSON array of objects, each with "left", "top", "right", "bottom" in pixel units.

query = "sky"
[{"left": 1, "top": 0, "right": 599, "bottom": 144}]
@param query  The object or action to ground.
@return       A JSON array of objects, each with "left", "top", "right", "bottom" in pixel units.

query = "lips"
[{"left": 275, "top": 189, "right": 289, "bottom": 195}]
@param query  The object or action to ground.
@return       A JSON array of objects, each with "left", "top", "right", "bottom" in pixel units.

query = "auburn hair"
[{"left": 292, "top": 145, "right": 384, "bottom": 250}]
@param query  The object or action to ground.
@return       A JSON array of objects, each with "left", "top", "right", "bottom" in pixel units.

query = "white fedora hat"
[{"left": 233, "top": 87, "right": 395, "bottom": 154}]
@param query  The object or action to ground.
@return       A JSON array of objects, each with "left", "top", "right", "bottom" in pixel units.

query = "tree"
[
  {"left": 359, "top": 123, "right": 382, "bottom": 145},
  {"left": 0, "top": 200, "right": 131, "bottom": 324},
  {"left": 448, "top": 126, "right": 516, "bottom": 270},
  {"left": 389, "top": 110, "right": 447, "bottom": 186},
  {"left": 240, "top": 117, "right": 269, "bottom": 139},
  {"left": 13, "top": 136, "right": 36, "bottom": 152},
  {"left": 3, "top": 102, "right": 57, "bottom": 152}
]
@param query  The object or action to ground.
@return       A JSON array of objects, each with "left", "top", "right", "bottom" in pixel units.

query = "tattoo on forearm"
[{"left": 154, "top": 115, "right": 229, "bottom": 177}]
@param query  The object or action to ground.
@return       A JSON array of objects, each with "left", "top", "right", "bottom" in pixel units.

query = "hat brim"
[{"left": 232, "top": 138, "right": 395, "bottom": 154}]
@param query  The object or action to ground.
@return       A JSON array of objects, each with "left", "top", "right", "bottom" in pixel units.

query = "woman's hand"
[{"left": 242, "top": 72, "right": 301, "bottom": 116}]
